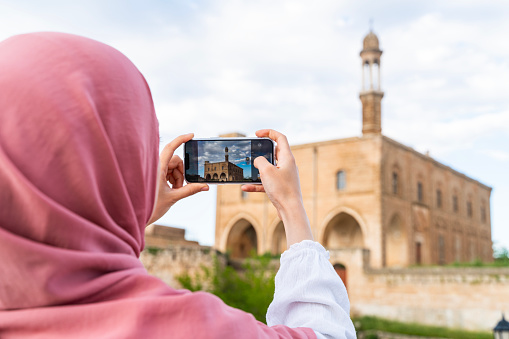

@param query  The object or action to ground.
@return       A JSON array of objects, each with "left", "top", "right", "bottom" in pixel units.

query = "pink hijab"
[{"left": 0, "top": 32, "right": 314, "bottom": 338}]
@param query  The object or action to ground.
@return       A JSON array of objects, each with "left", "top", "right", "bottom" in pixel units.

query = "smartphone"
[{"left": 184, "top": 138, "right": 275, "bottom": 184}]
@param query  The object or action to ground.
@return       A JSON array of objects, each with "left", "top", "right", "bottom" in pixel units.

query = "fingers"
[
  {"left": 253, "top": 155, "right": 273, "bottom": 172},
  {"left": 241, "top": 184, "right": 265, "bottom": 193},
  {"left": 171, "top": 168, "right": 185, "bottom": 188},
  {"left": 160, "top": 133, "right": 194, "bottom": 170},
  {"left": 171, "top": 183, "right": 209, "bottom": 201},
  {"left": 255, "top": 129, "right": 293, "bottom": 163},
  {"left": 166, "top": 155, "right": 184, "bottom": 188}
]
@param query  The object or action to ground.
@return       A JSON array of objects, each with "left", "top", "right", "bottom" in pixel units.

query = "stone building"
[
  {"left": 145, "top": 224, "right": 201, "bottom": 248},
  {"left": 213, "top": 31, "right": 493, "bottom": 268},
  {"left": 204, "top": 147, "right": 244, "bottom": 182}
]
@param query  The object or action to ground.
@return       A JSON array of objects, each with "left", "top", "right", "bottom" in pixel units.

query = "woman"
[{"left": 0, "top": 32, "right": 356, "bottom": 338}]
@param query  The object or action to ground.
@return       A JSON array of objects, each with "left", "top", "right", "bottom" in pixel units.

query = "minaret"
[
  {"left": 225, "top": 147, "right": 229, "bottom": 162},
  {"left": 360, "top": 30, "right": 383, "bottom": 135}
]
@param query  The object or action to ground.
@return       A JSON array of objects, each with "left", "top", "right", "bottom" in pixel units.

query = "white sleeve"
[{"left": 266, "top": 240, "right": 357, "bottom": 339}]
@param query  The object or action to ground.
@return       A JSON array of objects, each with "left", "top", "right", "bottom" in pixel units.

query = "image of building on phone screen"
[{"left": 199, "top": 142, "right": 252, "bottom": 182}]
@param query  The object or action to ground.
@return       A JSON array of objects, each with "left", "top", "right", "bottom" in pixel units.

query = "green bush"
[
  {"left": 177, "top": 253, "right": 277, "bottom": 323},
  {"left": 494, "top": 246, "right": 509, "bottom": 265}
]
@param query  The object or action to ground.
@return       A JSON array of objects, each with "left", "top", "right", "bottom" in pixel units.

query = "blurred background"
[{"left": 2, "top": 3, "right": 509, "bottom": 335}]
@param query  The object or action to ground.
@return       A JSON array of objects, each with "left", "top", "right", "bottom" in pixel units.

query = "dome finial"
[{"left": 369, "top": 18, "right": 374, "bottom": 32}]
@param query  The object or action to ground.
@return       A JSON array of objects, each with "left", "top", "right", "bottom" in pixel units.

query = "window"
[
  {"left": 481, "top": 205, "right": 486, "bottom": 223},
  {"left": 436, "top": 189, "right": 442, "bottom": 208},
  {"left": 336, "top": 171, "right": 346, "bottom": 190},
  {"left": 417, "top": 182, "right": 423, "bottom": 202},
  {"left": 392, "top": 172, "right": 398, "bottom": 195},
  {"left": 453, "top": 195, "right": 458, "bottom": 213},
  {"left": 467, "top": 201, "right": 472, "bottom": 218}
]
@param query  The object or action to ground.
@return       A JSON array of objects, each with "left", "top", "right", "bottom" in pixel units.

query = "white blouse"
[{"left": 266, "top": 240, "right": 357, "bottom": 339}]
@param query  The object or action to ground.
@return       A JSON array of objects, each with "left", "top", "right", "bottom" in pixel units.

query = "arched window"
[
  {"left": 392, "top": 172, "right": 398, "bottom": 195},
  {"left": 467, "top": 201, "right": 473, "bottom": 218},
  {"left": 436, "top": 189, "right": 442, "bottom": 208},
  {"left": 336, "top": 170, "right": 346, "bottom": 191},
  {"left": 417, "top": 182, "right": 423, "bottom": 202},
  {"left": 453, "top": 195, "right": 458, "bottom": 213},
  {"left": 481, "top": 201, "right": 487, "bottom": 223}
]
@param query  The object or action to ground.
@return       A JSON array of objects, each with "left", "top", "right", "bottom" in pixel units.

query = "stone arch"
[
  {"left": 212, "top": 173, "right": 218, "bottom": 180},
  {"left": 319, "top": 206, "right": 368, "bottom": 248},
  {"left": 321, "top": 211, "right": 364, "bottom": 249},
  {"left": 205, "top": 174, "right": 211, "bottom": 181},
  {"left": 220, "top": 173, "right": 227, "bottom": 182},
  {"left": 220, "top": 213, "right": 260, "bottom": 258},
  {"left": 271, "top": 221, "right": 286, "bottom": 255},
  {"left": 385, "top": 213, "right": 407, "bottom": 267},
  {"left": 226, "top": 219, "right": 258, "bottom": 259}
]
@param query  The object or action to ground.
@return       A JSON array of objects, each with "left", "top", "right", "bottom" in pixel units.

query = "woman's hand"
[
  {"left": 147, "top": 133, "right": 208, "bottom": 225},
  {"left": 242, "top": 129, "right": 313, "bottom": 247}
]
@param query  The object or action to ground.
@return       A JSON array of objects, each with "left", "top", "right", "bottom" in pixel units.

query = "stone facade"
[{"left": 213, "top": 31, "right": 493, "bottom": 267}]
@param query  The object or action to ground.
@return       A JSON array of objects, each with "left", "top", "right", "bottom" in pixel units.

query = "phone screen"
[{"left": 184, "top": 138, "right": 274, "bottom": 184}]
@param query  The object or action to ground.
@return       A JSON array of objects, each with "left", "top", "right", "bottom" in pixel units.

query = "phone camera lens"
[{"left": 257, "top": 143, "right": 262, "bottom": 147}]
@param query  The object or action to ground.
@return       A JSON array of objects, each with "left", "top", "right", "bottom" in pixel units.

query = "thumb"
[
  {"left": 254, "top": 156, "right": 273, "bottom": 174},
  {"left": 171, "top": 183, "right": 209, "bottom": 201}
]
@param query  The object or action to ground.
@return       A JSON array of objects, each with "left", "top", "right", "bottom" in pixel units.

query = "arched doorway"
[
  {"left": 205, "top": 174, "right": 211, "bottom": 181},
  {"left": 333, "top": 263, "right": 347, "bottom": 290},
  {"left": 323, "top": 212, "right": 364, "bottom": 249},
  {"left": 212, "top": 173, "right": 218, "bottom": 181},
  {"left": 226, "top": 219, "right": 258, "bottom": 259},
  {"left": 271, "top": 222, "right": 286, "bottom": 255},
  {"left": 220, "top": 173, "right": 227, "bottom": 182},
  {"left": 385, "top": 214, "right": 407, "bottom": 267}
]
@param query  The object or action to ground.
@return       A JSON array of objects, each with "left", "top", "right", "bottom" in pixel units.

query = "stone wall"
[
  {"left": 331, "top": 248, "right": 509, "bottom": 332},
  {"left": 140, "top": 245, "right": 224, "bottom": 288}
]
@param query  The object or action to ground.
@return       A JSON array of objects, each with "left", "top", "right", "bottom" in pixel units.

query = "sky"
[{"left": 1, "top": 0, "right": 507, "bottom": 251}]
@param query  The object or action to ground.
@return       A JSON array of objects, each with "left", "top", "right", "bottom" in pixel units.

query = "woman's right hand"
[{"left": 242, "top": 129, "right": 313, "bottom": 247}]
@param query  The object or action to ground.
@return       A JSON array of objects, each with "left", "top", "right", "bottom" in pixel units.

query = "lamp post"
[{"left": 494, "top": 314, "right": 509, "bottom": 339}]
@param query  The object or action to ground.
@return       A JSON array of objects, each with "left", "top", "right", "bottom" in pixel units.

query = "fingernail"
[{"left": 201, "top": 186, "right": 209, "bottom": 191}]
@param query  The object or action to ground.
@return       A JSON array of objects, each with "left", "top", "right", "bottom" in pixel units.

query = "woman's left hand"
[{"left": 147, "top": 133, "right": 208, "bottom": 225}]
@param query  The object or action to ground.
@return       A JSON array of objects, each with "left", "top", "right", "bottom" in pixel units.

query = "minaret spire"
[{"left": 360, "top": 29, "right": 383, "bottom": 135}]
